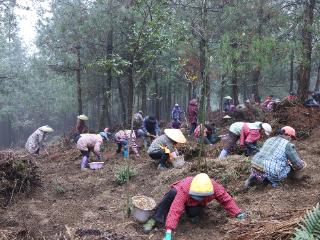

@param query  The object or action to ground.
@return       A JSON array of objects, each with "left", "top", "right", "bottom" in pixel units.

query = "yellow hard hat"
[{"left": 189, "top": 173, "right": 214, "bottom": 196}]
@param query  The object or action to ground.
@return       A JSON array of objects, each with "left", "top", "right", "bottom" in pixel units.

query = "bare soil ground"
[{"left": 0, "top": 118, "right": 319, "bottom": 239}]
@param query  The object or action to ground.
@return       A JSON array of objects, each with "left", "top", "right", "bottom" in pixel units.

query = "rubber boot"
[
  {"left": 81, "top": 156, "right": 89, "bottom": 170},
  {"left": 219, "top": 149, "right": 228, "bottom": 159},
  {"left": 244, "top": 175, "right": 256, "bottom": 188},
  {"left": 143, "top": 218, "right": 156, "bottom": 233}
]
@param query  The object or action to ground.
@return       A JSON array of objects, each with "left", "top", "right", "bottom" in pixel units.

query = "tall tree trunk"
[
  {"left": 206, "top": 80, "right": 211, "bottom": 113},
  {"left": 117, "top": 77, "right": 127, "bottom": 123},
  {"left": 141, "top": 76, "right": 147, "bottom": 113},
  {"left": 220, "top": 75, "right": 225, "bottom": 113},
  {"left": 232, "top": 67, "right": 239, "bottom": 105},
  {"left": 251, "top": 67, "right": 261, "bottom": 103},
  {"left": 75, "top": 45, "right": 83, "bottom": 115},
  {"left": 99, "top": 1, "right": 113, "bottom": 128},
  {"left": 297, "top": 0, "right": 315, "bottom": 101},
  {"left": 167, "top": 83, "right": 172, "bottom": 121},
  {"left": 314, "top": 64, "right": 320, "bottom": 92},
  {"left": 289, "top": 50, "right": 294, "bottom": 92},
  {"left": 188, "top": 82, "right": 192, "bottom": 100},
  {"left": 155, "top": 71, "right": 160, "bottom": 120},
  {"left": 199, "top": 1, "right": 209, "bottom": 123},
  {"left": 127, "top": 58, "right": 134, "bottom": 126},
  {"left": 251, "top": 0, "right": 263, "bottom": 103}
]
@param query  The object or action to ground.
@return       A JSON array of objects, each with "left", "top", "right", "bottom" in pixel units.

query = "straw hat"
[
  {"left": 77, "top": 114, "right": 89, "bottom": 121},
  {"left": 262, "top": 123, "right": 272, "bottom": 136},
  {"left": 224, "top": 96, "right": 232, "bottom": 100},
  {"left": 164, "top": 129, "right": 187, "bottom": 144},
  {"left": 39, "top": 125, "right": 54, "bottom": 133}
]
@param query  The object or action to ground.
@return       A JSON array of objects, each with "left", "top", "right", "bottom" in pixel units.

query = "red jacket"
[
  {"left": 285, "top": 95, "right": 298, "bottom": 101},
  {"left": 165, "top": 177, "right": 241, "bottom": 230},
  {"left": 239, "top": 123, "right": 261, "bottom": 146}
]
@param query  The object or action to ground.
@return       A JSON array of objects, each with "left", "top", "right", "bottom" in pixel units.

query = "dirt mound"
[
  {"left": 0, "top": 150, "right": 40, "bottom": 206},
  {"left": 265, "top": 102, "right": 320, "bottom": 139},
  {"left": 190, "top": 156, "right": 251, "bottom": 193}
]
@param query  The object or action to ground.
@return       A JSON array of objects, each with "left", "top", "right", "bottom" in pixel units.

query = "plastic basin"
[
  {"left": 89, "top": 162, "right": 104, "bottom": 170},
  {"left": 131, "top": 195, "right": 156, "bottom": 223},
  {"left": 172, "top": 155, "right": 185, "bottom": 168}
]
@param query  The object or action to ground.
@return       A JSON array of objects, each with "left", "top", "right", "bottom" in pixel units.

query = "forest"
[
  {"left": 0, "top": 0, "right": 319, "bottom": 147},
  {"left": 0, "top": 0, "right": 320, "bottom": 240}
]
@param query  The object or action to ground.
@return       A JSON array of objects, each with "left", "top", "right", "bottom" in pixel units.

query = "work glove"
[
  {"left": 236, "top": 212, "right": 246, "bottom": 221},
  {"left": 163, "top": 230, "right": 172, "bottom": 240}
]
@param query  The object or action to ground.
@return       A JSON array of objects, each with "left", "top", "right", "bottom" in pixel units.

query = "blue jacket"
[
  {"left": 171, "top": 106, "right": 182, "bottom": 120},
  {"left": 142, "top": 116, "right": 160, "bottom": 136}
]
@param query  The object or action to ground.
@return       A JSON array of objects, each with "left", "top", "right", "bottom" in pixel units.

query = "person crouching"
[
  {"left": 245, "top": 126, "right": 306, "bottom": 188},
  {"left": 25, "top": 125, "right": 54, "bottom": 156},
  {"left": 76, "top": 131, "right": 109, "bottom": 170},
  {"left": 114, "top": 129, "right": 140, "bottom": 157},
  {"left": 219, "top": 121, "right": 272, "bottom": 158},
  {"left": 143, "top": 173, "right": 245, "bottom": 239},
  {"left": 147, "top": 129, "right": 186, "bottom": 170}
]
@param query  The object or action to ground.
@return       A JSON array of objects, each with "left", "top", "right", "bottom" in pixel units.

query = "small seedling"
[
  {"left": 115, "top": 164, "right": 136, "bottom": 185},
  {"left": 53, "top": 185, "right": 65, "bottom": 194}
]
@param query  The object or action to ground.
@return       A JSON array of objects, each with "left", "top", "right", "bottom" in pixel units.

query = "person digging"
[
  {"left": 143, "top": 173, "right": 245, "bottom": 239},
  {"left": 114, "top": 129, "right": 140, "bottom": 157},
  {"left": 25, "top": 125, "right": 54, "bottom": 156},
  {"left": 76, "top": 130, "right": 109, "bottom": 170},
  {"left": 219, "top": 121, "right": 272, "bottom": 159},
  {"left": 245, "top": 126, "right": 306, "bottom": 188},
  {"left": 147, "top": 129, "right": 186, "bottom": 170}
]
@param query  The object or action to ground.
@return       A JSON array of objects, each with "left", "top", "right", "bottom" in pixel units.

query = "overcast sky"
[{"left": 15, "top": 0, "right": 50, "bottom": 54}]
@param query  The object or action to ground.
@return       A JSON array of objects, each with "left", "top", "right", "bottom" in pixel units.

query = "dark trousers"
[
  {"left": 149, "top": 150, "right": 169, "bottom": 167},
  {"left": 189, "top": 123, "right": 197, "bottom": 135},
  {"left": 34, "top": 148, "right": 40, "bottom": 155},
  {"left": 153, "top": 188, "right": 203, "bottom": 224},
  {"left": 116, "top": 140, "right": 128, "bottom": 153},
  {"left": 81, "top": 150, "right": 90, "bottom": 157},
  {"left": 244, "top": 142, "right": 259, "bottom": 156}
]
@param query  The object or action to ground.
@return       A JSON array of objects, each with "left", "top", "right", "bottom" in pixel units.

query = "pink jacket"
[
  {"left": 165, "top": 177, "right": 241, "bottom": 231},
  {"left": 193, "top": 124, "right": 208, "bottom": 138},
  {"left": 114, "top": 130, "right": 138, "bottom": 154},
  {"left": 239, "top": 123, "right": 261, "bottom": 146},
  {"left": 76, "top": 134, "right": 103, "bottom": 157}
]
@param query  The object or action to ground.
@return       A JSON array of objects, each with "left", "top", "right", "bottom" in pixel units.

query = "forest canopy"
[{"left": 0, "top": 0, "right": 319, "bottom": 147}]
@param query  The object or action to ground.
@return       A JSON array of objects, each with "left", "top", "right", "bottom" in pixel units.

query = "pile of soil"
[
  {"left": 0, "top": 151, "right": 40, "bottom": 206},
  {"left": 264, "top": 101, "right": 320, "bottom": 139}
]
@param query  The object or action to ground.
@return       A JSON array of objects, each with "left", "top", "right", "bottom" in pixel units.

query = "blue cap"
[{"left": 99, "top": 132, "right": 108, "bottom": 140}]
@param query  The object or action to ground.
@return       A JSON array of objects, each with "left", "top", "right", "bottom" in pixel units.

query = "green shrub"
[
  {"left": 292, "top": 203, "right": 320, "bottom": 240},
  {"left": 53, "top": 184, "right": 65, "bottom": 194},
  {"left": 115, "top": 164, "right": 136, "bottom": 185}
]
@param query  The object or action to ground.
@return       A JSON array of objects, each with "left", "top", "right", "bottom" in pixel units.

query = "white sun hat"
[
  {"left": 39, "top": 125, "right": 54, "bottom": 133},
  {"left": 164, "top": 129, "right": 187, "bottom": 144},
  {"left": 223, "top": 115, "right": 232, "bottom": 119},
  {"left": 77, "top": 114, "right": 89, "bottom": 121},
  {"left": 262, "top": 123, "right": 272, "bottom": 136},
  {"left": 224, "top": 96, "right": 232, "bottom": 100}
]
